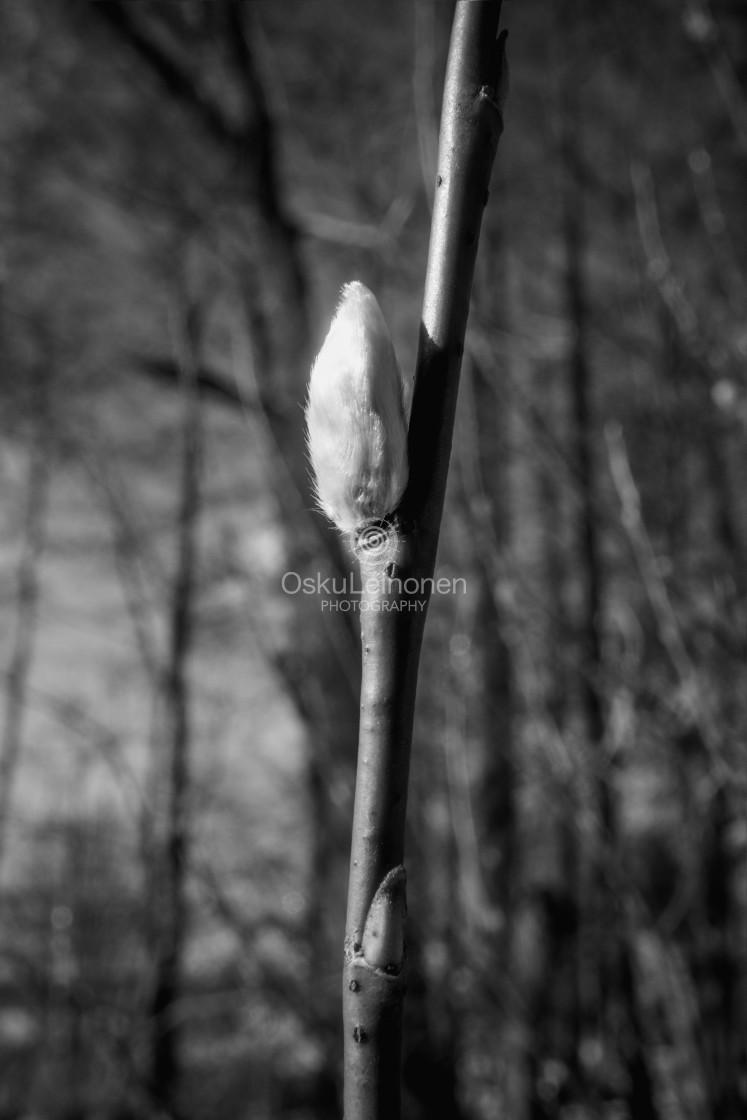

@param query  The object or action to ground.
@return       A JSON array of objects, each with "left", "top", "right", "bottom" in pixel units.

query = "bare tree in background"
[
  {"left": 0, "top": 364, "right": 51, "bottom": 874},
  {"left": 145, "top": 288, "right": 204, "bottom": 1115}
]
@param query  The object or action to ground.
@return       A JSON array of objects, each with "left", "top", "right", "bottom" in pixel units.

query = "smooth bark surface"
[{"left": 342, "top": 4, "right": 508, "bottom": 1117}]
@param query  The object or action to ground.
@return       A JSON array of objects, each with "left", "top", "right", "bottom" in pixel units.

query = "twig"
[
  {"left": 688, "top": 147, "right": 747, "bottom": 318},
  {"left": 605, "top": 422, "right": 739, "bottom": 790},
  {"left": 341, "top": 5, "right": 508, "bottom": 1117},
  {"left": 90, "top": 1, "right": 244, "bottom": 150},
  {"left": 683, "top": 0, "right": 747, "bottom": 154},
  {"left": 630, "top": 160, "right": 734, "bottom": 381}
]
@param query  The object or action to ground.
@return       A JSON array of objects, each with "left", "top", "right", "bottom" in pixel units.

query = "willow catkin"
[{"left": 305, "top": 281, "right": 409, "bottom": 535}]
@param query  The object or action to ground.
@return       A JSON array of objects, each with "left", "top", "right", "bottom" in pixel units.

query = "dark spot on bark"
[
  {"left": 437, "top": 175, "right": 443, "bottom": 187},
  {"left": 353, "top": 941, "right": 361, "bottom": 953},
  {"left": 353, "top": 1025, "right": 367, "bottom": 1044},
  {"left": 349, "top": 980, "right": 360, "bottom": 992}
]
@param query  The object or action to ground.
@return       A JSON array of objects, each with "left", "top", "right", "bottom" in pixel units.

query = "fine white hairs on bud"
[{"left": 305, "top": 281, "right": 409, "bottom": 535}]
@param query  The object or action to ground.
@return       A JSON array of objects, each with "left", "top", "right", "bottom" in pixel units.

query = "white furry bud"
[{"left": 305, "top": 281, "right": 409, "bottom": 535}]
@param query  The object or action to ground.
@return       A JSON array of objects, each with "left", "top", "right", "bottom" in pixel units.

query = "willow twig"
[{"left": 341, "top": 5, "right": 508, "bottom": 1117}]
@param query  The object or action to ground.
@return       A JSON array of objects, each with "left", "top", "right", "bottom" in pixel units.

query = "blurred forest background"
[{"left": 1, "top": 1, "right": 745, "bottom": 1118}]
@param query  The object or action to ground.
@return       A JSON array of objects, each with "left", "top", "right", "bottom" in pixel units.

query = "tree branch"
[
  {"left": 684, "top": 0, "right": 747, "bottom": 153},
  {"left": 341, "top": 5, "right": 508, "bottom": 1117},
  {"left": 91, "top": 1, "right": 244, "bottom": 149},
  {"left": 605, "top": 422, "right": 739, "bottom": 790},
  {"left": 135, "top": 355, "right": 247, "bottom": 412}
]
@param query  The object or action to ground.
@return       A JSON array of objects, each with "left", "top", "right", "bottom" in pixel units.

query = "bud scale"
[{"left": 305, "top": 281, "right": 409, "bottom": 535}]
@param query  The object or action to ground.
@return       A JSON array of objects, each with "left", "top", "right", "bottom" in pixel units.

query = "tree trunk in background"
[
  {"left": 560, "top": 59, "right": 658, "bottom": 1120},
  {"left": 469, "top": 240, "right": 515, "bottom": 925},
  {"left": 148, "top": 297, "right": 202, "bottom": 1115},
  {"left": 89, "top": 7, "right": 358, "bottom": 1113},
  {"left": 226, "top": 14, "right": 357, "bottom": 1113},
  {"left": 701, "top": 783, "right": 744, "bottom": 1120},
  {"left": 468, "top": 230, "right": 518, "bottom": 1105},
  {"left": 534, "top": 365, "right": 584, "bottom": 1118},
  {"left": 402, "top": 817, "right": 469, "bottom": 1120},
  {"left": 224, "top": 1, "right": 309, "bottom": 413},
  {"left": 0, "top": 43, "right": 57, "bottom": 877},
  {"left": 0, "top": 370, "right": 51, "bottom": 875},
  {"left": 656, "top": 315, "right": 745, "bottom": 1119}
]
